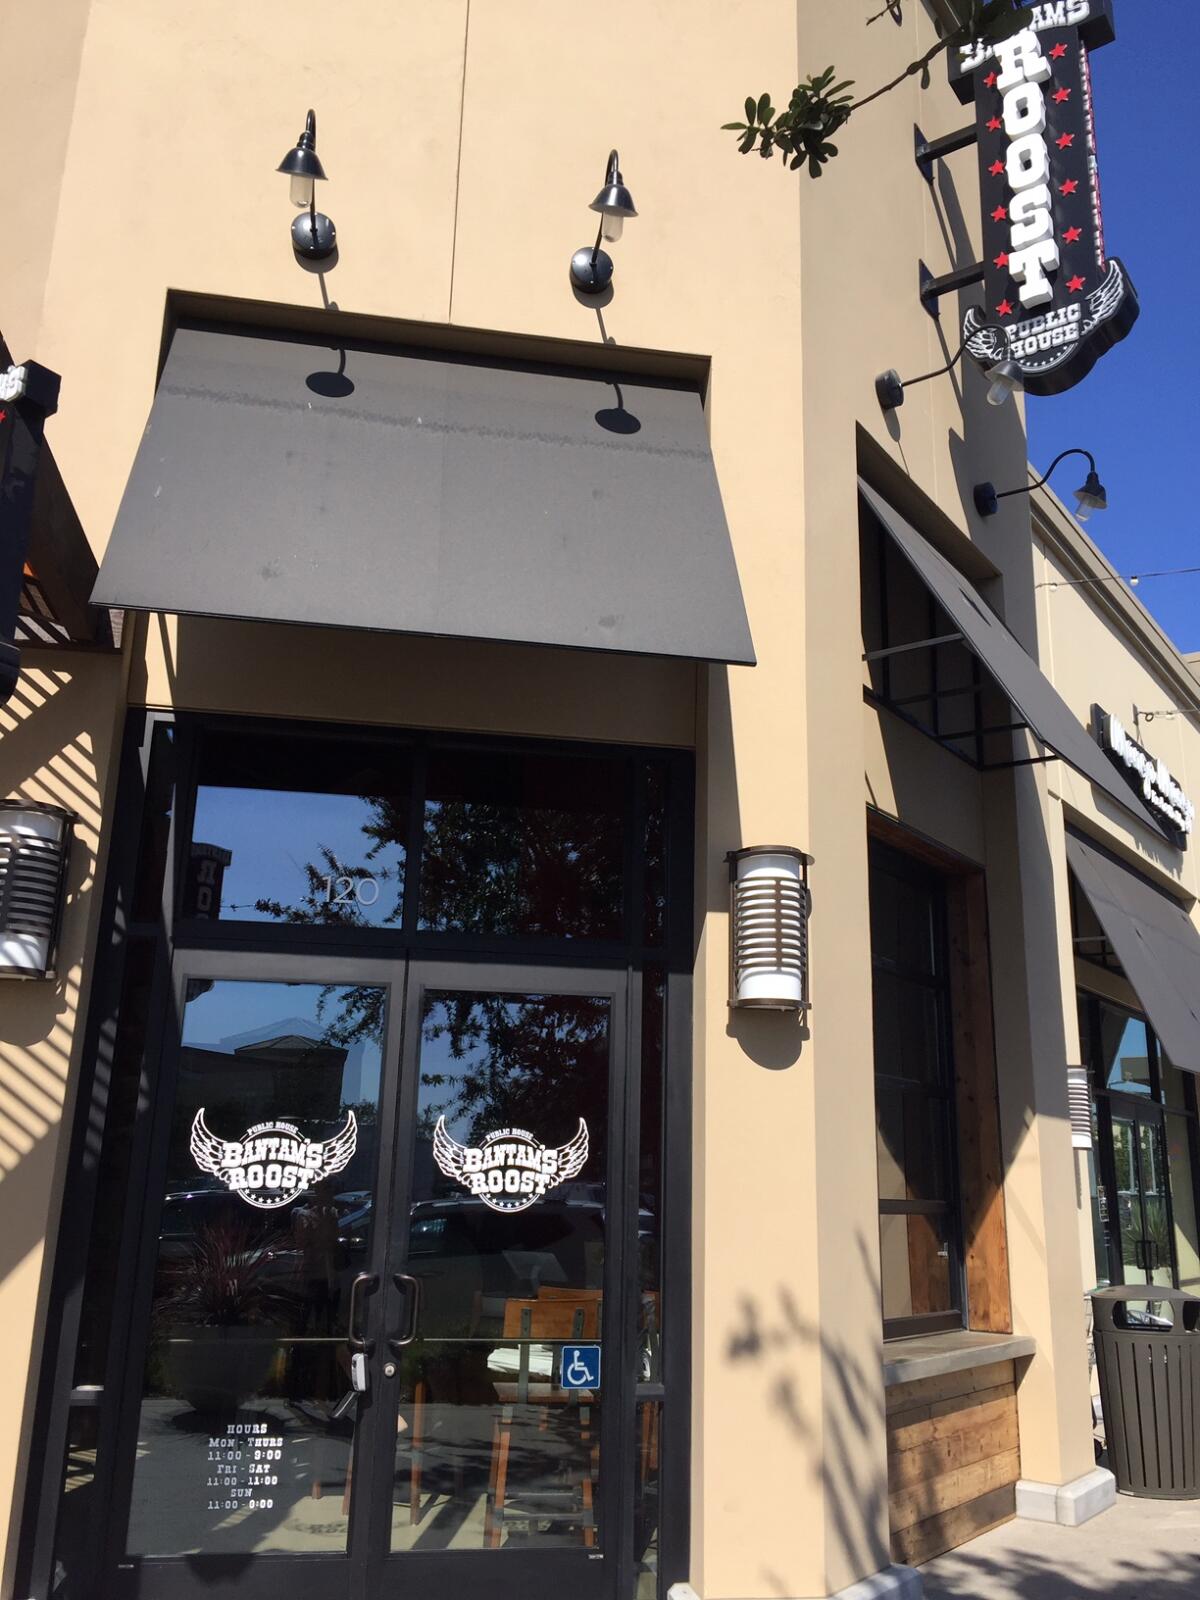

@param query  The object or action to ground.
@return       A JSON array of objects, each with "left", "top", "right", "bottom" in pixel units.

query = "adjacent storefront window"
[{"left": 869, "top": 841, "right": 964, "bottom": 1337}]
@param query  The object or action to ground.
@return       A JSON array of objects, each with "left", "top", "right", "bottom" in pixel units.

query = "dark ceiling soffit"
[
  {"left": 858, "top": 480, "right": 1166, "bottom": 841},
  {"left": 1066, "top": 831, "right": 1200, "bottom": 1075},
  {"left": 93, "top": 322, "right": 755, "bottom": 667}
]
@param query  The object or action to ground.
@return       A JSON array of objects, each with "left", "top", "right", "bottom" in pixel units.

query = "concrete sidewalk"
[{"left": 920, "top": 1493, "right": 1200, "bottom": 1599}]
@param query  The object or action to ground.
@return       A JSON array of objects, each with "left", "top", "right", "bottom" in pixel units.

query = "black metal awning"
[
  {"left": 92, "top": 321, "right": 755, "bottom": 665},
  {"left": 859, "top": 481, "right": 1165, "bottom": 839},
  {"left": 1066, "top": 831, "right": 1200, "bottom": 1074}
]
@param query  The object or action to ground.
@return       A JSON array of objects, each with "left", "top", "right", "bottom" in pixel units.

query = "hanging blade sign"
[{"left": 949, "top": 1, "right": 1138, "bottom": 395}]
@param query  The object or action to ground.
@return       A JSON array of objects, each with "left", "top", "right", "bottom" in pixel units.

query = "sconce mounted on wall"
[
  {"left": 0, "top": 801, "right": 73, "bottom": 980},
  {"left": 569, "top": 150, "right": 637, "bottom": 294},
  {"left": 875, "top": 315, "right": 1022, "bottom": 412},
  {"left": 973, "top": 448, "right": 1108, "bottom": 523},
  {"left": 727, "top": 845, "right": 812, "bottom": 1012},
  {"left": 277, "top": 109, "right": 336, "bottom": 261}
]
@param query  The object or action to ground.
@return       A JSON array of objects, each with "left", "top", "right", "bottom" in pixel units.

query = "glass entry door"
[
  {"left": 1109, "top": 1100, "right": 1175, "bottom": 1288},
  {"left": 108, "top": 955, "right": 628, "bottom": 1600}
]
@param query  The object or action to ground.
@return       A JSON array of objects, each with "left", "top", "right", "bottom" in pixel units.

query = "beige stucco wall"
[{"left": 0, "top": 1, "right": 1139, "bottom": 1595}]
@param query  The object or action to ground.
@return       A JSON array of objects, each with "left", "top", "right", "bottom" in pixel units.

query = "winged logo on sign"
[
  {"left": 190, "top": 1108, "right": 357, "bottom": 1209},
  {"left": 432, "top": 1116, "right": 590, "bottom": 1212},
  {"left": 963, "top": 261, "right": 1133, "bottom": 391}
]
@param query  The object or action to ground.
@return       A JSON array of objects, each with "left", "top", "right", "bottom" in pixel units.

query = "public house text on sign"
[{"left": 951, "top": 1, "right": 1138, "bottom": 395}]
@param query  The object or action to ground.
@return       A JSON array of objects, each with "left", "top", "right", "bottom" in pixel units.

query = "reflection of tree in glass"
[
  {"left": 254, "top": 796, "right": 407, "bottom": 930},
  {"left": 155, "top": 1212, "right": 298, "bottom": 1331},
  {"left": 419, "top": 994, "right": 609, "bottom": 1148}
]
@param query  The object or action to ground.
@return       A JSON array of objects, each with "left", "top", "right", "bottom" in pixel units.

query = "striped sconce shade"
[
  {"left": 0, "top": 801, "right": 73, "bottom": 979},
  {"left": 1067, "top": 1065, "right": 1093, "bottom": 1150},
  {"left": 727, "top": 846, "right": 812, "bottom": 1011}
]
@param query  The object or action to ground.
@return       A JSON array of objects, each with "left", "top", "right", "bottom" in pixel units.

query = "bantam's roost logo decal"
[
  {"left": 190, "top": 1108, "right": 357, "bottom": 1209},
  {"left": 432, "top": 1116, "right": 589, "bottom": 1213}
]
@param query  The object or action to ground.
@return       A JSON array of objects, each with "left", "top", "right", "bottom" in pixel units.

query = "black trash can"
[{"left": 1092, "top": 1285, "right": 1200, "bottom": 1499}]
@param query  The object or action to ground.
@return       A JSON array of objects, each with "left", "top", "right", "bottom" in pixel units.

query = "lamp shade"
[
  {"left": 1074, "top": 468, "right": 1107, "bottom": 520},
  {"left": 728, "top": 846, "right": 812, "bottom": 1010},
  {"left": 0, "top": 802, "right": 72, "bottom": 978},
  {"left": 277, "top": 110, "right": 327, "bottom": 183},
  {"left": 589, "top": 151, "right": 637, "bottom": 220}
]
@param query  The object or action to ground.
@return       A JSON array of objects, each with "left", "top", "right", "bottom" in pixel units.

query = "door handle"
[
  {"left": 389, "top": 1272, "right": 421, "bottom": 1351},
  {"left": 347, "top": 1271, "right": 378, "bottom": 1353}
]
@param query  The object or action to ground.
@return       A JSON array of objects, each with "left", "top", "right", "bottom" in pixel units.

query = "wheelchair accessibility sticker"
[{"left": 560, "top": 1344, "right": 602, "bottom": 1390}]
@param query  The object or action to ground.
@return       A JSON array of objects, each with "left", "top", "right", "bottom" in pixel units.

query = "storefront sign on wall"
[
  {"left": 433, "top": 1116, "right": 589, "bottom": 1212},
  {"left": 1093, "top": 707, "right": 1194, "bottom": 846},
  {"left": 951, "top": 1, "right": 1138, "bottom": 395},
  {"left": 190, "top": 1109, "right": 358, "bottom": 1207}
]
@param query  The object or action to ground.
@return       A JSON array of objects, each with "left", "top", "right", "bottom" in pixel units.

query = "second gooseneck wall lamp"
[
  {"left": 876, "top": 318, "right": 1022, "bottom": 412},
  {"left": 277, "top": 110, "right": 336, "bottom": 261},
  {"left": 974, "top": 448, "right": 1108, "bottom": 522},
  {"left": 570, "top": 150, "right": 638, "bottom": 293}
]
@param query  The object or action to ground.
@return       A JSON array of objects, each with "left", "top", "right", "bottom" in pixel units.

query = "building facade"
[{"left": 1, "top": 5, "right": 1193, "bottom": 1600}]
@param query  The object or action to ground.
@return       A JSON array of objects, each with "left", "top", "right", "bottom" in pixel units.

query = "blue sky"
[{"left": 1025, "top": 0, "right": 1200, "bottom": 651}]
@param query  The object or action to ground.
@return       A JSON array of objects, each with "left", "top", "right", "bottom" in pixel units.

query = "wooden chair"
[{"left": 483, "top": 1296, "right": 601, "bottom": 1549}]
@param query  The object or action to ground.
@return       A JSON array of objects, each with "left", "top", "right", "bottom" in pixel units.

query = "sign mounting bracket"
[{"left": 914, "top": 122, "right": 979, "bottom": 184}]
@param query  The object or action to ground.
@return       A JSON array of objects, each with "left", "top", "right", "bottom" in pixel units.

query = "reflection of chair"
[
  {"left": 484, "top": 1297, "right": 601, "bottom": 1549},
  {"left": 340, "top": 1379, "right": 429, "bottom": 1523}
]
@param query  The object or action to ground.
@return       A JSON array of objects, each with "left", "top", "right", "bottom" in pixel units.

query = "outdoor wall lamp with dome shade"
[
  {"left": 0, "top": 801, "right": 73, "bottom": 980},
  {"left": 569, "top": 150, "right": 637, "bottom": 294},
  {"left": 277, "top": 109, "right": 336, "bottom": 261},
  {"left": 876, "top": 317, "right": 1022, "bottom": 412},
  {"left": 974, "top": 448, "right": 1108, "bottom": 522},
  {"left": 727, "top": 846, "right": 812, "bottom": 1011}
]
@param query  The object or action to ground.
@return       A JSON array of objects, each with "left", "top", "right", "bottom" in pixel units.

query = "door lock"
[{"left": 383, "top": 1362, "right": 397, "bottom": 1378}]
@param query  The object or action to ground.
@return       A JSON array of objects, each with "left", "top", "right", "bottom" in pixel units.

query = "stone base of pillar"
[
  {"left": 668, "top": 1564, "right": 923, "bottom": 1600},
  {"left": 1015, "top": 1466, "right": 1117, "bottom": 1526}
]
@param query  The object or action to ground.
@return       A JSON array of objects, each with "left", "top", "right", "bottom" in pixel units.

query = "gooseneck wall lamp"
[
  {"left": 974, "top": 448, "right": 1108, "bottom": 522},
  {"left": 876, "top": 318, "right": 1022, "bottom": 412},
  {"left": 569, "top": 150, "right": 638, "bottom": 294},
  {"left": 277, "top": 110, "right": 336, "bottom": 261},
  {"left": 727, "top": 846, "right": 812, "bottom": 1012}
]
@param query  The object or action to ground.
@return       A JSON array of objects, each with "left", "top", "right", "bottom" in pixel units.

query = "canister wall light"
[
  {"left": 727, "top": 846, "right": 812, "bottom": 1011},
  {"left": 1067, "top": 1065, "right": 1093, "bottom": 1150},
  {"left": 0, "top": 801, "right": 73, "bottom": 979}
]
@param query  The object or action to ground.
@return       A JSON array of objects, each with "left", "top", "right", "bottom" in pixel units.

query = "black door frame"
[{"left": 18, "top": 709, "right": 693, "bottom": 1600}]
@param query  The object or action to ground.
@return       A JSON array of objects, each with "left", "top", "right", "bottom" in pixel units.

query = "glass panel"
[
  {"left": 633, "top": 1401, "right": 661, "bottom": 1599},
  {"left": 638, "top": 972, "right": 665, "bottom": 1382},
  {"left": 872, "top": 971, "right": 943, "bottom": 1084},
  {"left": 876, "top": 1085, "right": 951, "bottom": 1205},
  {"left": 1139, "top": 1121, "right": 1176, "bottom": 1288},
  {"left": 642, "top": 762, "right": 669, "bottom": 948},
  {"left": 126, "top": 979, "right": 385, "bottom": 1556},
  {"left": 391, "top": 988, "right": 611, "bottom": 1553},
  {"left": 879, "top": 1211, "right": 955, "bottom": 1322},
  {"left": 869, "top": 866, "right": 935, "bottom": 978},
  {"left": 1099, "top": 1007, "right": 1152, "bottom": 1096},
  {"left": 1111, "top": 1112, "right": 1148, "bottom": 1285},
  {"left": 1160, "top": 1052, "right": 1192, "bottom": 1112},
  {"left": 419, "top": 749, "right": 626, "bottom": 939},
  {"left": 1084, "top": 1146, "right": 1111, "bottom": 1288},
  {"left": 188, "top": 729, "right": 411, "bottom": 927},
  {"left": 132, "top": 723, "right": 176, "bottom": 922},
  {"left": 1166, "top": 1113, "right": 1200, "bottom": 1291}
]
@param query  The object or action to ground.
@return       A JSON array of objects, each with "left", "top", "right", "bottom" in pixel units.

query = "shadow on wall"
[
  {"left": 0, "top": 663, "right": 109, "bottom": 1286},
  {"left": 724, "top": 1233, "right": 891, "bottom": 1595}
]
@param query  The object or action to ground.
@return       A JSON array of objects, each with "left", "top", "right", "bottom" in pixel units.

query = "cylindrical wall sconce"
[
  {"left": 727, "top": 845, "right": 812, "bottom": 1011},
  {"left": 1067, "top": 1065, "right": 1093, "bottom": 1150},
  {"left": 0, "top": 801, "right": 73, "bottom": 979}
]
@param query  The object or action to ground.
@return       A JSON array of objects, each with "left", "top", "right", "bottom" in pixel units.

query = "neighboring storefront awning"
[
  {"left": 1066, "top": 831, "right": 1200, "bottom": 1074},
  {"left": 859, "top": 481, "right": 1165, "bottom": 839},
  {"left": 92, "top": 322, "right": 755, "bottom": 664}
]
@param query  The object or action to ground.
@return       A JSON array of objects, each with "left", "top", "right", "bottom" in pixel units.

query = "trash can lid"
[{"left": 1090, "top": 1285, "right": 1200, "bottom": 1303}]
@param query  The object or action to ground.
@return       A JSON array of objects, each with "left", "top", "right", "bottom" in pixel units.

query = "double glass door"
[
  {"left": 110, "top": 951, "right": 633, "bottom": 1600},
  {"left": 1106, "top": 1098, "right": 1175, "bottom": 1288}
]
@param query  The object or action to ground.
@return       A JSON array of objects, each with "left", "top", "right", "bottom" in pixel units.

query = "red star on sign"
[
  {"left": 1053, "top": 87, "right": 1071, "bottom": 103},
  {"left": 987, "top": 116, "right": 1002, "bottom": 132},
  {"left": 996, "top": 299, "right": 1014, "bottom": 317},
  {"left": 1066, "top": 274, "right": 1086, "bottom": 292},
  {"left": 994, "top": 250, "right": 1010, "bottom": 269},
  {"left": 1056, "top": 132, "right": 1075, "bottom": 149},
  {"left": 989, "top": 159, "right": 1005, "bottom": 176},
  {"left": 1049, "top": 42, "right": 1068, "bottom": 59},
  {"left": 1059, "top": 178, "right": 1079, "bottom": 195},
  {"left": 983, "top": 70, "right": 998, "bottom": 88},
  {"left": 1062, "top": 225, "right": 1082, "bottom": 243},
  {"left": 0, "top": 410, "right": 6, "bottom": 426},
  {"left": 991, "top": 203, "right": 1008, "bottom": 222}
]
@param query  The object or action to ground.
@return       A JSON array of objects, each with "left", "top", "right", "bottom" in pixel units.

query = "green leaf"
[
  {"left": 721, "top": 122, "right": 748, "bottom": 131},
  {"left": 739, "top": 128, "right": 756, "bottom": 154},
  {"left": 757, "top": 92, "right": 772, "bottom": 123},
  {"left": 745, "top": 96, "right": 757, "bottom": 124}
]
